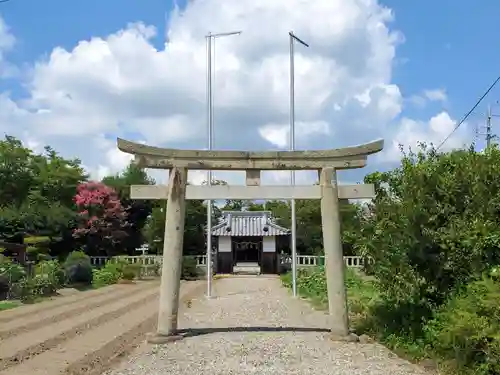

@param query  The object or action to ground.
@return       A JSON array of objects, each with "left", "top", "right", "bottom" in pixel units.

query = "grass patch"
[
  {"left": 0, "top": 300, "right": 21, "bottom": 311},
  {"left": 280, "top": 267, "right": 379, "bottom": 318}
]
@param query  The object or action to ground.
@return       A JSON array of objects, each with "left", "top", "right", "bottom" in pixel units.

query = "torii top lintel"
[{"left": 116, "top": 138, "right": 384, "bottom": 171}]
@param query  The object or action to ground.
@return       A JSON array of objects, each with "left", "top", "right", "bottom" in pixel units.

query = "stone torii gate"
[{"left": 117, "top": 137, "right": 383, "bottom": 344}]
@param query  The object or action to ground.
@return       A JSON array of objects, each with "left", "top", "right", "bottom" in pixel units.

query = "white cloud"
[
  {"left": 0, "top": 17, "right": 17, "bottom": 78},
  {"left": 408, "top": 95, "right": 426, "bottom": 108},
  {"left": 424, "top": 89, "right": 447, "bottom": 102},
  {"left": 0, "top": 0, "right": 468, "bottom": 187},
  {"left": 409, "top": 88, "right": 447, "bottom": 108},
  {"left": 259, "top": 120, "right": 330, "bottom": 148},
  {"left": 382, "top": 111, "right": 470, "bottom": 163}
]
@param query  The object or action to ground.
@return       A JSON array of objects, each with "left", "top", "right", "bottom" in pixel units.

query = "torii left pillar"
[{"left": 147, "top": 167, "right": 187, "bottom": 344}]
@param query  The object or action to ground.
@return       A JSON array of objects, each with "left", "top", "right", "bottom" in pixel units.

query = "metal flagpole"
[
  {"left": 205, "top": 30, "right": 242, "bottom": 299},
  {"left": 206, "top": 32, "right": 213, "bottom": 299},
  {"left": 289, "top": 31, "right": 309, "bottom": 298}
]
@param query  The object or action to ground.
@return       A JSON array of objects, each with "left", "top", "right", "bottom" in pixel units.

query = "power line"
[{"left": 436, "top": 75, "right": 500, "bottom": 150}]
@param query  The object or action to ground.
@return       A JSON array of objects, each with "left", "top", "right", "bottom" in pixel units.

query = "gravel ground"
[{"left": 107, "top": 276, "right": 429, "bottom": 375}]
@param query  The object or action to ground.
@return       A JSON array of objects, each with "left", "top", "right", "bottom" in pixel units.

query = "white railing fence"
[
  {"left": 90, "top": 254, "right": 373, "bottom": 269},
  {"left": 90, "top": 255, "right": 161, "bottom": 267},
  {"left": 273, "top": 254, "right": 372, "bottom": 268}
]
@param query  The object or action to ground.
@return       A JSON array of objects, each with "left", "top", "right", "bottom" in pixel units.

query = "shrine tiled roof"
[{"left": 210, "top": 211, "right": 289, "bottom": 237}]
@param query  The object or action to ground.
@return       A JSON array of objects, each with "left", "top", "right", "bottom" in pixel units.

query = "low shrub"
[
  {"left": 108, "top": 257, "right": 130, "bottom": 274},
  {"left": 31, "top": 274, "right": 59, "bottom": 296},
  {"left": 0, "top": 257, "right": 26, "bottom": 283},
  {"left": 281, "top": 266, "right": 377, "bottom": 300},
  {"left": 13, "top": 278, "right": 37, "bottom": 302},
  {"left": 122, "top": 267, "right": 136, "bottom": 280},
  {"left": 65, "top": 263, "right": 93, "bottom": 285},
  {"left": 100, "top": 262, "right": 123, "bottom": 278},
  {"left": 182, "top": 256, "right": 199, "bottom": 279},
  {"left": 0, "top": 258, "right": 26, "bottom": 300},
  {"left": 92, "top": 258, "right": 141, "bottom": 287},
  {"left": 10, "top": 274, "right": 58, "bottom": 302},
  {"left": 0, "top": 257, "right": 25, "bottom": 300},
  {"left": 424, "top": 277, "right": 500, "bottom": 374},
  {"left": 92, "top": 268, "right": 120, "bottom": 288},
  {"left": 124, "top": 263, "right": 142, "bottom": 279},
  {"left": 36, "top": 260, "right": 65, "bottom": 287},
  {"left": 64, "top": 251, "right": 93, "bottom": 285},
  {"left": 64, "top": 250, "right": 91, "bottom": 267}
]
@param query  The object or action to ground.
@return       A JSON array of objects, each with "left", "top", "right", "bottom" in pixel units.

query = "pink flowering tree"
[{"left": 73, "top": 181, "right": 129, "bottom": 255}]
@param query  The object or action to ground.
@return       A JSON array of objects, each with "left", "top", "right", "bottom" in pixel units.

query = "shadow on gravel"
[{"left": 178, "top": 326, "right": 330, "bottom": 337}]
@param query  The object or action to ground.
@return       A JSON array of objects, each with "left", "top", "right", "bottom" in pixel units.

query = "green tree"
[
  {"left": 184, "top": 199, "right": 208, "bottom": 255},
  {"left": 102, "top": 163, "right": 155, "bottom": 254},
  {"left": 353, "top": 143, "right": 500, "bottom": 338},
  {"left": 223, "top": 199, "right": 245, "bottom": 210},
  {"left": 0, "top": 136, "right": 35, "bottom": 207},
  {"left": 32, "top": 146, "right": 87, "bottom": 208},
  {"left": 0, "top": 137, "right": 87, "bottom": 242},
  {"left": 143, "top": 204, "right": 165, "bottom": 254},
  {"left": 28, "top": 146, "right": 87, "bottom": 238},
  {"left": 142, "top": 182, "right": 209, "bottom": 256},
  {"left": 246, "top": 202, "right": 265, "bottom": 211},
  {"left": 102, "top": 163, "right": 155, "bottom": 199}
]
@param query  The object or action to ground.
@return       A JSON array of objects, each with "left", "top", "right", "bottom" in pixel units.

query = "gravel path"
[{"left": 107, "top": 276, "right": 428, "bottom": 375}]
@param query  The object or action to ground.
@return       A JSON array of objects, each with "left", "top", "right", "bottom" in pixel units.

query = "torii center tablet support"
[{"left": 117, "top": 137, "right": 384, "bottom": 343}]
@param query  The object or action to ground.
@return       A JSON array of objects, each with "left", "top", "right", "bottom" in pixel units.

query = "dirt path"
[
  {"left": 0, "top": 283, "right": 134, "bottom": 323},
  {"left": 107, "top": 276, "right": 428, "bottom": 375},
  {"left": 0, "top": 280, "right": 205, "bottom": 375},
  {"left": 0, "top": 282, "right": 156, "bottom": 339}
]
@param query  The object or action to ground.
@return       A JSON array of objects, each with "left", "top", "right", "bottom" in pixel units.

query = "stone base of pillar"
[
  {"left": 329, "top": 332, "right": 359, "bottom": 343},
  {"left": 146, "top": 332, "right": 184, "bottom": 344}
]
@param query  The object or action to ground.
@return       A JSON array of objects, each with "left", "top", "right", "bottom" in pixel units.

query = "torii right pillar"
[{"left": 319, "top": 167, "right": 358, "bottom": 342}]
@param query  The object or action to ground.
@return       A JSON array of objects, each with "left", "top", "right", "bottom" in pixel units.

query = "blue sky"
[
  {"left": 2, "top": 0, "right": 176, "bottom": 57},
  {"left": 0, "top": 0, "right": 180, "bottom": 98},
  {"left": 4, "top": 0, "right": 497, "bottom": 113},
  {"left": 0, "top": 0, "right": 495, "bottom": 184},
  {"left": 385, "top": 0, "right": 500, "bottom": 131}
]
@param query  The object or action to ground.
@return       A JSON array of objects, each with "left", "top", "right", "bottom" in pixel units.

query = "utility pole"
[
  {"left": 478, "top": 103, "right": 499, "bottom": 148},
  {"left": 487, "top": 105, "right": 492, "bottom": 147}
]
